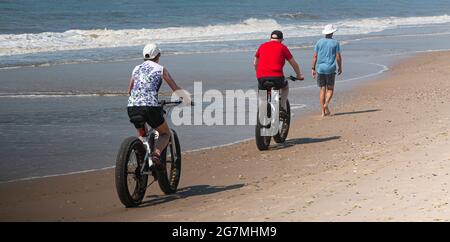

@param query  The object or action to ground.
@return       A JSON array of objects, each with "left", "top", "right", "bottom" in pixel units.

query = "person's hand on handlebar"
[
  {"left": 296, "top": 73, "right": 304, "bottom": 81},
  {"left": 173, "top": 89, "right": 193, "bottom": 106}
]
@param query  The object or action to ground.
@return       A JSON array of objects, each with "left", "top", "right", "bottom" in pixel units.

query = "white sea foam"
[
  {"left": 1, "top": 15, "right": 450, "bottom": 56},
  {"left": 0, "top": 91, "right": 126, "bottom": 98}
]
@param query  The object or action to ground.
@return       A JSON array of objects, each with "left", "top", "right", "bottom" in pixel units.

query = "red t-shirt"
[{"left": 255, "top": 41, "right": 293, "bottom": 78}]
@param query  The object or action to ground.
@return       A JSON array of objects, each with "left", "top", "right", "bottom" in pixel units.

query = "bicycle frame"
[
  {"left": 258, "top": 76, "right": 298, "bottom": 137},
  {"left": 139, "top": 101, "right": 180, "bottom": 173},
  {"left": 258, "top": 88, "right": 282, "bottom": 136}
]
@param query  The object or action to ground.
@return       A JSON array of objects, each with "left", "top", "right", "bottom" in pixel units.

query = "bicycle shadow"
[
  {"left": 270, "top": 135, "right": 341, "bottom": 150},
  {"left": 139, "top": 183, "right": 244, "bottom": 207},
  {"left": 333, "top": 109, "right": 381, "bottom": 116}
]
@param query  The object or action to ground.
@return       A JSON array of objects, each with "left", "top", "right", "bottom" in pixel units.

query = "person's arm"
[
  {"left": 254, "top": 47, "right": 260, "bottom": 71},
  {"left": 311, "top": 52, "right": 318, "bottom": 79},
  {"left": 163, "top": 68, "right": 180, "bottom": 91},
  {"left": 163, "top": 68, "right": 191, "bottom": 104},
  {"left": 253, "top": 57, "right": 259, "bottom": 71},
  {"left": 287, "top": 58, "right": 304, "bottom": 80},
  {"left": 336, "top": 52, "right": 342, "bottom": 75},
  {"left": 127, "top": 76, "right": 134, "bottom": 96}
]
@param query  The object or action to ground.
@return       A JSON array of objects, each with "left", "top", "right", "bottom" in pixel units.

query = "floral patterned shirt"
[{"left": 127, "top": 60, "right": 164, "bottom": 107}]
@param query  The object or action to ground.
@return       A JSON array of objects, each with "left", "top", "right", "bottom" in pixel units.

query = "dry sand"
[{"left": 0, "top": 51, "right": 449, "bottom": 221}]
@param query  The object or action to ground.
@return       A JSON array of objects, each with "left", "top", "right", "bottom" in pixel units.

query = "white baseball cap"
[
  {"left": 322, "top": 24, "right": 338, "bottom": 35},
  {"left": 143, "top": 43, "right": 160, "bottom": 59}
]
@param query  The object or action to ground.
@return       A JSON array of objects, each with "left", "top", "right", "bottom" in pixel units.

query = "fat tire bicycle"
[
  {"left": 115, "top": 100, "right": 183, "bottom": 207},
  {"left": 255, "top": 76, "right": 301, "bottom": 151}
]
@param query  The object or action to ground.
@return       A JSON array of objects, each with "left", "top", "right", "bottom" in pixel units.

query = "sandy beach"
[{"left": 0, "top": 50, "right": 449, "bottom": 221}]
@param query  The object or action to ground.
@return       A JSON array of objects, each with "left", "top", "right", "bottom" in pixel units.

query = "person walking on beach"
[
  {"left": 311, "top": 24, "right": 342, "bottom": 117},
  {"left": 254, "top": 30, "right": 304, "bottom": 112}
]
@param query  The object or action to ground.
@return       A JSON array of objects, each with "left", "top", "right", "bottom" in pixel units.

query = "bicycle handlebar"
[
  {"left": 287, "top": 75, "right": 304, "bottom": 81},
  {"left": 159, "top": 100, "right": 182, "bottom": 105},
  {"left": 159, "top": 99, "right": 195, "bottom": 106}
]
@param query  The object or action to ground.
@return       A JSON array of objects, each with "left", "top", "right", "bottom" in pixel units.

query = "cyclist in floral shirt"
[{"left": 127, "top": 43, "right": 187, "bottom": 169}]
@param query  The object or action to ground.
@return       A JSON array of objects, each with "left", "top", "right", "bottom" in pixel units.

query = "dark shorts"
[
  {"left": 258, "top": 76, "right": 287, "bottom": 90},
  {"left": 127, "top": 106, "right": 165, "bottom": 129},
  {"left": 317, "top": 73, "right": 336, "bottom": 87}
]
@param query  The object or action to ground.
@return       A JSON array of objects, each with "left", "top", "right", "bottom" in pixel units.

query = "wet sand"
[{"left": 0, "top": 51, "right": 449, "bottom": 221}]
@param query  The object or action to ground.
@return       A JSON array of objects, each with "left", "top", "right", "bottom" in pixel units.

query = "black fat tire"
[
  {"left": 115, "top": 137, "right": 148, "bottom": 207},
  {"left": 274, "top": 99, "right": 291, "bottom": 143},
  {"left": 157, "top": 129, "right": 182, "bottom": 194},
  {"left": 255, "top": 110, "right": 271, "bottom": 150}
]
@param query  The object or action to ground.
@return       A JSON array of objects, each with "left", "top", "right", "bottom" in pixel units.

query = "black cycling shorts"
[
  {"left": 257, "top": 76, "right": 287, "bottom": 90},
  {"left": 127, "top": 106, "right": 165, "bottom": 129}
]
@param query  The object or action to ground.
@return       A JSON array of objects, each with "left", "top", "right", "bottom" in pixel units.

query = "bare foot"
[
  {"left": 325, "top": 107, "right": 331, "bottom": 116},
  {"left": 324, "top": 104, "right": 331, "bottom": 116}
]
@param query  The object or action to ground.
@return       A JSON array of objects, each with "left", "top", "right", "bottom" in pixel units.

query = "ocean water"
[
  {"left": 1, "top": 1, "right": 450, "bottom": 181},
  {"left": 2, "top": 0, "right": 450, "bottom": 68}
]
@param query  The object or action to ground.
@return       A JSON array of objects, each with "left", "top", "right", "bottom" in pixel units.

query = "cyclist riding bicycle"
[
  {"left": 127, "top": 43, "right": 189, "bottom": 170},
  {"left": 253, "top": 30, "right": 304, "bottom": 111}
]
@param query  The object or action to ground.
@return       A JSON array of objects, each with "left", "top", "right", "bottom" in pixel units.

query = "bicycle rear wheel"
[
  {"left": 274, "top": 99, "right": 291, "bottom": 143},
  {"left": 115, "top": 137, "right": 148, "bottom": 207},
  {"left": 157, "top": 129, "right": 182, "bottom": 194},
  {"left": 255, "top": 110, "right": 271, "bottom": 150}
]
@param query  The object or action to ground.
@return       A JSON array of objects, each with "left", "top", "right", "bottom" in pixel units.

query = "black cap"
[{"left": 270, "top": 30, "right": 283, "bottom": 39}]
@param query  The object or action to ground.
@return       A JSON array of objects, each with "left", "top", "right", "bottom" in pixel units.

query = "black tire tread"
[
  {"left": 157, "top": 129, "right": 182, "bottom": 194},
  {"left": 115, "top": 137, "right": 147, "bottom": 207},
  {"left": 274, "top": 99, "right": 291, "bottom": 143}
]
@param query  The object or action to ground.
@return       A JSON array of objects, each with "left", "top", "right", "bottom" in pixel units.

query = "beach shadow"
[
  {"left": 271, "top": 136, "right": 341, "bottom": 150},
  {"left": 333, "top": 109, "right": 381, "bottom": 116},
  {"left": 139, "top": 183, "right": 244, "bottom": 207}
]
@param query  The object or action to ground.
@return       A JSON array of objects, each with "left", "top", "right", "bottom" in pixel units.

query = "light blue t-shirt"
[{"left": 314, "top": 38, "right": 341, "bottom": 74}]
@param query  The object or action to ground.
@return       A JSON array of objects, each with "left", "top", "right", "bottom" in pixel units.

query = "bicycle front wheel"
[{"left": 157, "top": 129, "right": 182, "bottom": 194}]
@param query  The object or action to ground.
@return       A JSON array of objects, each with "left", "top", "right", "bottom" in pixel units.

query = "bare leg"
[
  {"left": 154, "top": 121, "right": 170, "bottom": 157},
  {"left": 324, "top": 85, "right": 334, "bottom": 116},
  {"left": 136, "top": 127, "right": 147, "bottom": 139},
  {"left": 280, "top": 82, "right": 289, "bottom": 110},
  {"left": 320, "top": 86, "right": 327, "bottom": 117}
]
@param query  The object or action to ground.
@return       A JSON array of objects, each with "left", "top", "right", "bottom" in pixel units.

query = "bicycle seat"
[
  {"left": 129, "top": 115, "right": 146, "bottom": 129},
  {"left": 129, "top": 115, "right": 145, "bottom": 123},
  {"left": 262, "top": 81, "right": 280, "bottom": 90}
]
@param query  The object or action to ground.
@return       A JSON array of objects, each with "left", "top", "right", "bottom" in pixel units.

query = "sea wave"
[
  {"left": 275, "top": 12, "right": 319, "bottom": 20},
  {"left": 0, "top": 91, "right": 127, "bottom": 98},
  {"left": 1, "top": 15, "right": 450, "bottom": 56},
  {"left": 0, "top": 90, "right": 179, "bottom": 98}
]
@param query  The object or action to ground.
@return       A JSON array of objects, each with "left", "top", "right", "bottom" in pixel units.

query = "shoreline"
[
  {"left": 1, "top": 50, "right": 449, "bottom": 221},
  {"left": 0, "top": 49, "right": 393, "bottom": 182},
  {"left": 0, "top": 61, "right": 390, "bottom": 184}
]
